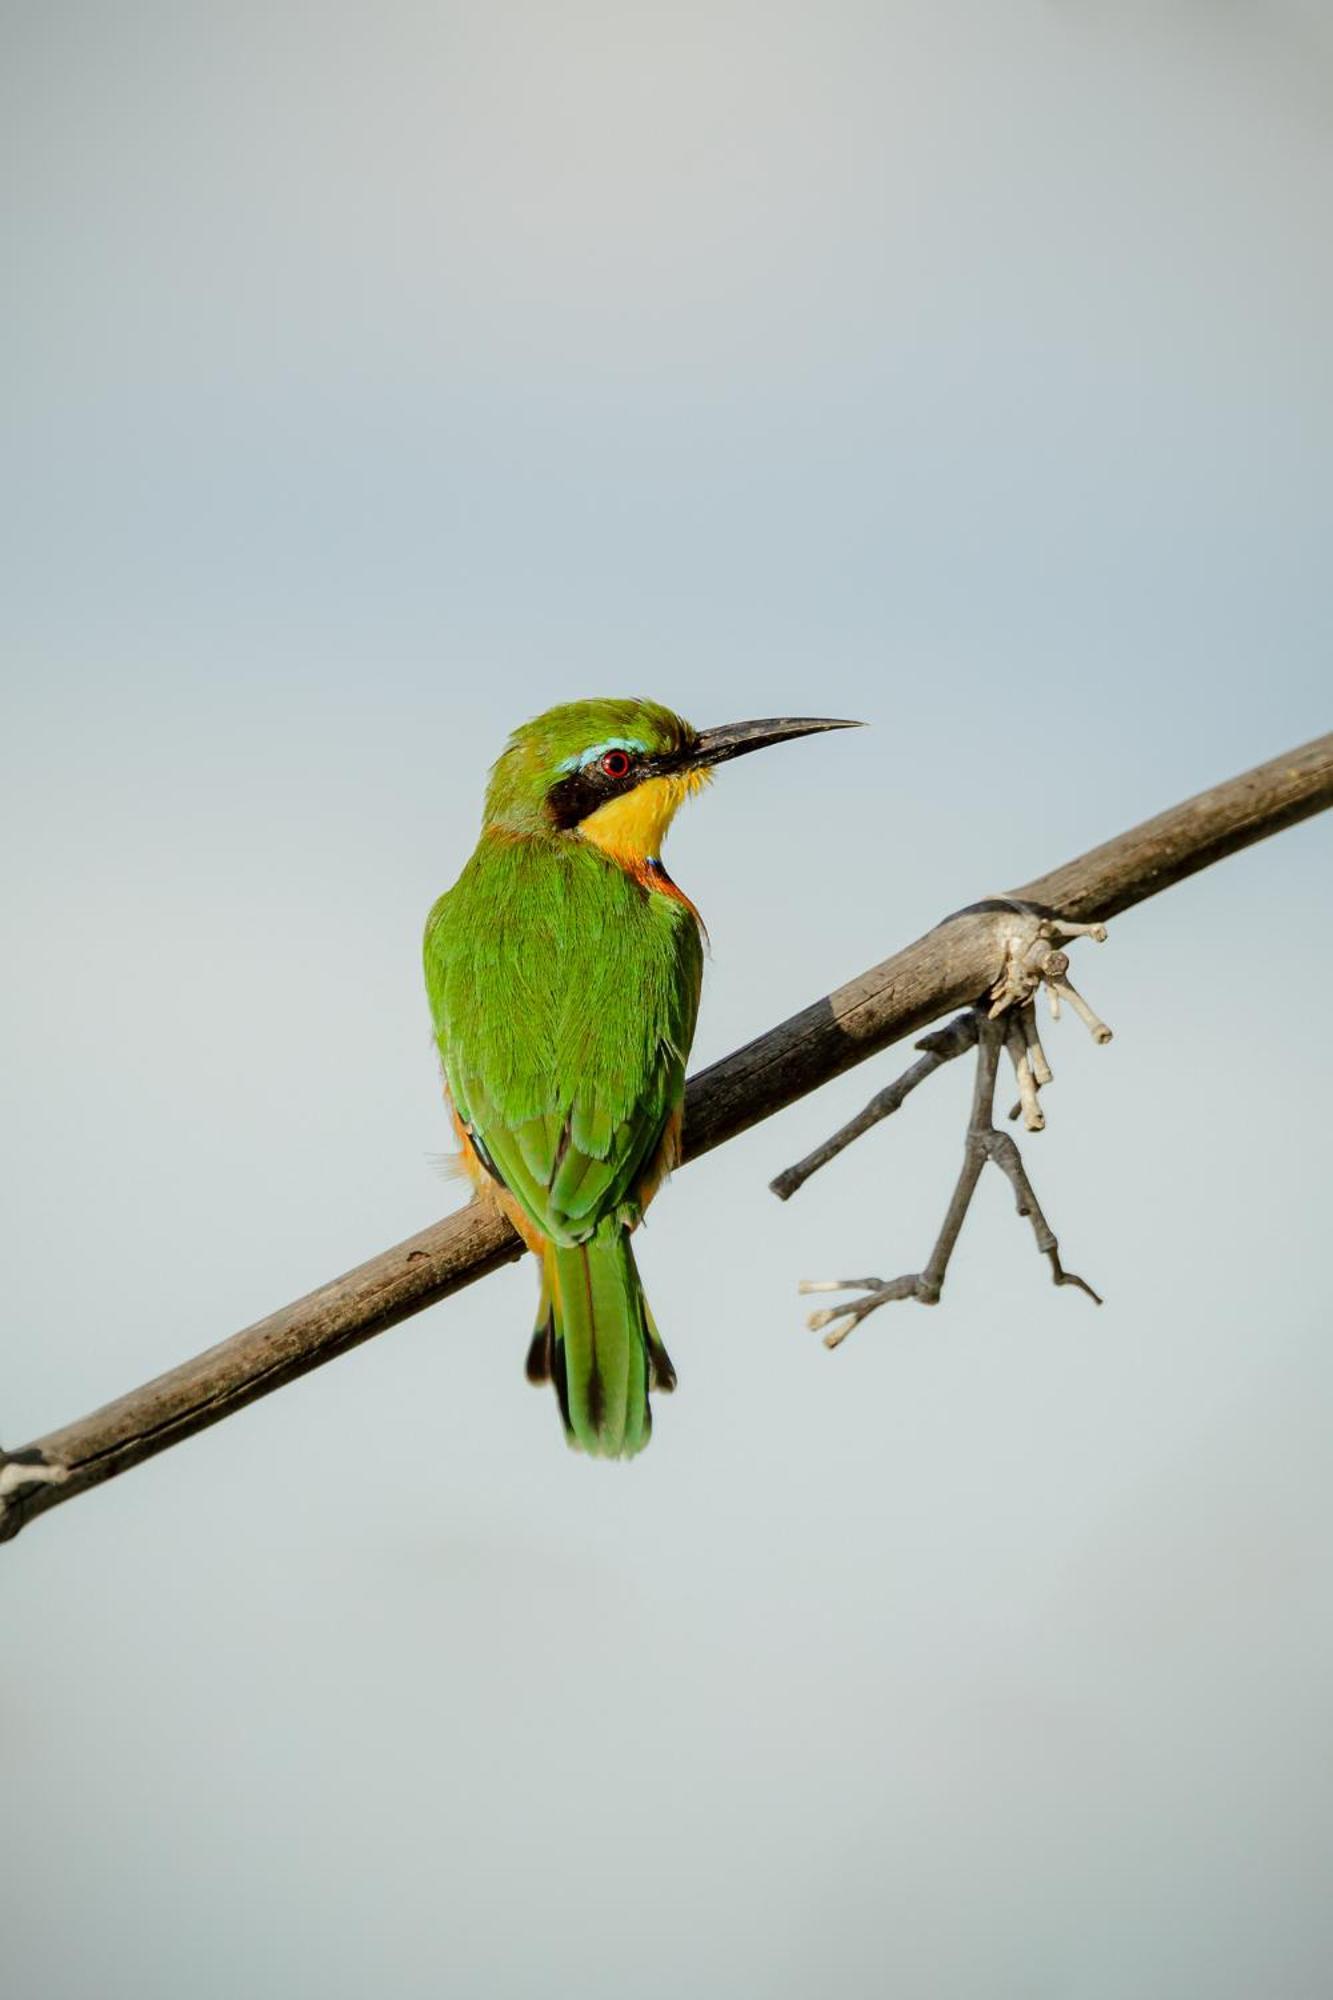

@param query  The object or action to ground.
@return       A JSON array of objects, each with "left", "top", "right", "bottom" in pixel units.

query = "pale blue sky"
[{"left": 3, "top": 6, "right": 1331, "bottom": 1997}]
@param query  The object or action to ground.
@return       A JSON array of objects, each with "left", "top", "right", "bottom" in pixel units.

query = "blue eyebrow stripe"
[{"left": 556, "top": 737, "right": 647, "bottom": 772}]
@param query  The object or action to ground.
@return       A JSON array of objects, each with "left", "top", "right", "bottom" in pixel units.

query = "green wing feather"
[{"left": 424, "top": 832, "right": 702, "bottom": 1248}]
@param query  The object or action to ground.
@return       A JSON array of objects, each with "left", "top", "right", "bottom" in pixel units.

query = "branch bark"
[{"left": 4, "top": 731, "right": 1331, "bottom": 1542}]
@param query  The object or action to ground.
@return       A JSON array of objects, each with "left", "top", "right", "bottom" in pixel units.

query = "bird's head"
[{"left": 483, "top": 697, "right": 859, "bottom": 867}]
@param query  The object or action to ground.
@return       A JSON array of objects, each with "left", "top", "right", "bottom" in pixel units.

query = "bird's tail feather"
[{"left": 527, "top": 1232, "right": 673, "bottom": 1458}]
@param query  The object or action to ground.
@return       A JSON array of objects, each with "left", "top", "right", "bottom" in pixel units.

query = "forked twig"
[{"left": 789, "top": 909, "right": 1111, "bottom": 1348}]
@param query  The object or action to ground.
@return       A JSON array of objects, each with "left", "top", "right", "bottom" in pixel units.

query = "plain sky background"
[{"left": 3, "top": 4, "right": 1331, "bottom": 1996}]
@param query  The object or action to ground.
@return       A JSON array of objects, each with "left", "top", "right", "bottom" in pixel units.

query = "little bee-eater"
[{"left": 424, "top": 698, "right": 856, "bottom": 1458}]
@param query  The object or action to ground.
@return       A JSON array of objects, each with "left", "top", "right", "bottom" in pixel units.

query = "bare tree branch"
[{"left": 3, "top": 731, "right": 1331, "bottom": 1542}]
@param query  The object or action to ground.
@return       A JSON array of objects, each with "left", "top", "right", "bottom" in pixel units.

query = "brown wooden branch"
[{"left": 3, "top": 731, "right": 1331, "bottom": 1543}]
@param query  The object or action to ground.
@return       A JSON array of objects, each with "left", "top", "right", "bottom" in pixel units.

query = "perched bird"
[{"left": 424, "top": 698, "right": 856, "bottom": 1458}]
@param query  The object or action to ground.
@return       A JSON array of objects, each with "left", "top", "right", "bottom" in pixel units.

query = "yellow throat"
[{"left": 578, "top": 769, "right": 712, "bottom": 869}]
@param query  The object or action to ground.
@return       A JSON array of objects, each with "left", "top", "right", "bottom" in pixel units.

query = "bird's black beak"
[{"left": 685, "top": 716, "right": 863, "bottom": 770}]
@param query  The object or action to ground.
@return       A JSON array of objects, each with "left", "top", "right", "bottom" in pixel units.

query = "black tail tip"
[
  {"left": 650, "top": 1351, "right": 677, "bottom": 1393},
  {"left": 525, "top": 1324, "right": 553, "bottom": 1384}
]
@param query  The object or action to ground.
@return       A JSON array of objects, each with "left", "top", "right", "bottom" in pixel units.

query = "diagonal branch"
[{"left": 3, "top": 731, "right": 1331, "bottom": 1542}]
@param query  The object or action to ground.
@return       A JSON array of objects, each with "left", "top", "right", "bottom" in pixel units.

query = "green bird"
[{"left": 423, "top": 698, "right": 855, "bottom": 1458}]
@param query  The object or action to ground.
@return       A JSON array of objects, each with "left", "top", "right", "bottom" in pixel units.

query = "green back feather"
[{"left": 426, "top": 831, "right": 701, "bottom": 1245}]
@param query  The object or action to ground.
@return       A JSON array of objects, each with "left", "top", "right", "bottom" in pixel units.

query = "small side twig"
[
  {"left": 770, "top": 1013, "right": 978, "bottom": 1200},
  {"left": 1005, "top": 1009, "right": 1044, "bottom": 1131},
  {"left": 793, "top": 908, "right": 1112, "bottom": 1348},
  {"left": 1045, "top": 959, "right": 1113, "bottom": 1044},
  {"left": 801, "top": 1013, "right": 1102, "bottom": 1347},
  {"left": 1006, "top": 999, "right": 1053, "bottom": 1123}
]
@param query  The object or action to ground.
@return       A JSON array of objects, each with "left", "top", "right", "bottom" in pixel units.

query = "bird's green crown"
[{"left": 483, "top": 697, "right": 698, "bottom": 834}]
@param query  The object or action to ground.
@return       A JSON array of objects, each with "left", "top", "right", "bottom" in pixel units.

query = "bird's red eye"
[{"left": 600, "top": 749, "right": 631, "bottom": 779}]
